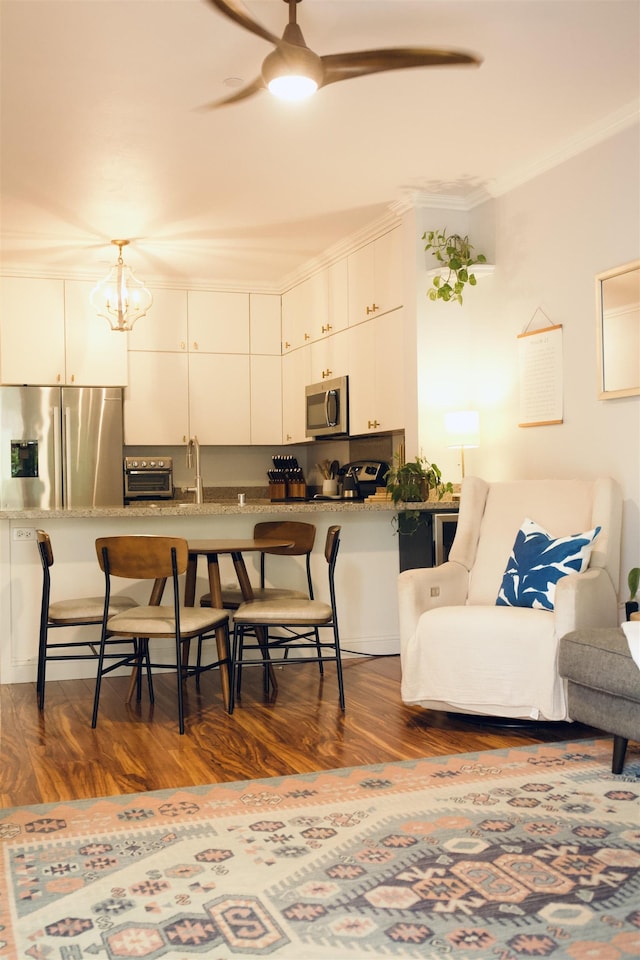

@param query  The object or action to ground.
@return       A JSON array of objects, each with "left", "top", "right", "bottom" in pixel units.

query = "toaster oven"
[{"left": 124, "top": 456, "right": 174, "bottom": 501}]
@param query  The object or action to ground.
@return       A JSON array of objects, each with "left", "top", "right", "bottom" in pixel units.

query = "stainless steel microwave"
[{"left": 305, "top": 376, "right": 349, "bottom": 438}]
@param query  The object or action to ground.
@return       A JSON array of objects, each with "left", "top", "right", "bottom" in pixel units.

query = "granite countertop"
[{"left": 0, "top": 494, "right": 460, "bottom": 521}]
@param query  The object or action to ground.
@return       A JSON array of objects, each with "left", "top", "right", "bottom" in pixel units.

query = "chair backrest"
[
  {"left": 95, "top": 535, "right": 189, "bottom": 581},
  {"left": 325, "top": 525, "right": 341, "bottom": 566},
  {"left": 449, "top": 476, "right": 623, "bottom": 605},
  {"left": 253, "top": 521, "right": 316, "bottom": 556},
  {"left": 36, "top": 529, "right": 53, "bottom": 570},
  {"left": 254, "top": 521, "right": 316, "bottom": 594},
  {"left": 325, "top": 525, "right": 341, "bottom": 610}
]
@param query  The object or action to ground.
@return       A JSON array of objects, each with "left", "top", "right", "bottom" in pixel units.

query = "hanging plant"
[{"left": 423, "top": 228, "right": 487, "bottom": 304}]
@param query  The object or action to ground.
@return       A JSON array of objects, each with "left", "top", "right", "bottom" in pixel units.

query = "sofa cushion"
[
  {"left": 496, "top": 518, "right": 601, "bottom": 611},
  {"left": 559, "top": 628, "right": 640, "bottom": 702}
]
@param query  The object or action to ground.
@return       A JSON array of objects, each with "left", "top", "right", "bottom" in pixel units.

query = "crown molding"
[{"left": 490, "top": 100, "right": 639, "bottom": 198}]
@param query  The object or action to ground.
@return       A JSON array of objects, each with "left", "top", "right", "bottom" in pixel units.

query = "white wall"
[{"left": 413, "top": 124, "right": 640, "bottom": 606}]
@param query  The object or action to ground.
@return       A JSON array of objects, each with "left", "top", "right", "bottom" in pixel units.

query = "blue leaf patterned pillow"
[{"left": 496, "top": 518, "right": 601, "bottom": 611}]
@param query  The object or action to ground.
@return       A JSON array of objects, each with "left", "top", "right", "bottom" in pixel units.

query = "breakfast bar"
[{"left": 0, "top": 498, "right": 457, "bottom": 686}]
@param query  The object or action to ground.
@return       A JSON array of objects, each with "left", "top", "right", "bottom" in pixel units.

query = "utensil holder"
[{"left": 269, "top": 482, "right": 287, "bottom": 501}]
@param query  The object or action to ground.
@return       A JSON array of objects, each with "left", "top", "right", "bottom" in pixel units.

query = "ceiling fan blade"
[
  {"left": 321, "top": 47, "right": 482, "bottom": 87},
  {"left": 205, "top": 0, "right": 282, "bottom": 46},
  {"left": 199, "top": 75, "right": 265, "bottom": 109}
]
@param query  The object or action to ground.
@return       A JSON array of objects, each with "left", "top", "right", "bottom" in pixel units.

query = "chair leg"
[
  {"left": 175, "top": 633, "right": 185, "bottom": 734},
  {"left": 36, "top": 623, "right": 48, "bottom": 711},
  {"left": 612, "top": 735, "right": 628, "bottom": 774},
  {"left": 313, "top": 626, "right": 324, "bottom": 676},
  {"left": 333, "top": 627, "right": 345, "bottom": 712},
  {"left": 228, "top": 626, "right": 241, "bottom": 714}
]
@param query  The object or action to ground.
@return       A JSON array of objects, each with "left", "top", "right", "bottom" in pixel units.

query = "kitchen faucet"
[{"left": 186, "top": 436, "right": 203, "bottom": 504}]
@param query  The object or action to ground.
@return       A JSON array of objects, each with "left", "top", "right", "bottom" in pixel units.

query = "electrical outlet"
[{"left": 12, "top": 527, "right": 36, "bottom": 541}]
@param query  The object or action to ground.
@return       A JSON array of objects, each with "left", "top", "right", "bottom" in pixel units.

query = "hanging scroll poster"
[{"left": 517, "top": 323, "right": 563, "bottom": 427}]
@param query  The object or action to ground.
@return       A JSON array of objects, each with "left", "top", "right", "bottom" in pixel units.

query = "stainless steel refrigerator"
[{"left": 0, "top": 386, "right": 124, "bottom": 509}]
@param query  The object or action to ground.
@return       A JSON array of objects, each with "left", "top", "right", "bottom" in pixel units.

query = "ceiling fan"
[{"left": 204, "top": 0, "right": 482, "bottom": 107}]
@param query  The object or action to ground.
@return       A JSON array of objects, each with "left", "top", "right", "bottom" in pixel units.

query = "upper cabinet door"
[
  {"left": 64, "top": 280, "right": 128, "bottom": 385},
  {"left": 124, "top": 350, "right": 189, "bottom": 444},
  {"left": 326, "top": 258, "right": 349, "bottom": 335},
  {"left": 127, "top": 288, "right": 188, "bottom": 352},
  {"left": 348, "top": 226, "right": 403, "bottom": 325},
  {"left": 0, "top": 277, "right": 66, "bottom": 384},
  {"left": 189, "top": 352, "right": 251, "bottom": 444},
  {"left": 282, "top": 271, "right": 329, "bottom": 350},
  {"left": 188, "top": 291, "right": 249, "bottom": 353},
  {"left": 250, "top": 294, "right": 281, "bottom": 355}
]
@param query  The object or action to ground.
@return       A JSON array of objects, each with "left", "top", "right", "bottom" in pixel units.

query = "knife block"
[
  {"left": 287, "top": 481, "right": 307, "bottom": 500},
  {"left": 269, "top": 481, "right": 287, "bottom": 501}
]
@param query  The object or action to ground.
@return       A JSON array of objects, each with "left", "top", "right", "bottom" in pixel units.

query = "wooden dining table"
[
  {"left": 184, "top": 538, "right": 294, "bottom": 709},
  {"left": 126, "top": 537, "right": 293, "bottom": 711}
]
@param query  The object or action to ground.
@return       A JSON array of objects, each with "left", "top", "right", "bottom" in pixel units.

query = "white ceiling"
[{"left": 1, "top": 0, "right": 638, "bottom": 290}]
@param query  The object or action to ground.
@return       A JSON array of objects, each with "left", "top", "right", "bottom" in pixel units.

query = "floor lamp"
[{"left": 445, "top": 410, "right": 480, "bottom": 486}]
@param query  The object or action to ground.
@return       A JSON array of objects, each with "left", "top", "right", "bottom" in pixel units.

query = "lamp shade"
[
  {"left": 90, "top": 240, "right": 152, "bottom": 332},
  {"left": 445, "top": 410, "right": 480, "bottom": 448}
]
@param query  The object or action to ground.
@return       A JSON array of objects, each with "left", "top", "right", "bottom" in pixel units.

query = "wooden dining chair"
[
  {"left": 92, "top": 535, "right": 230, "bottom": 734},
  {"left": 36, "top": 529, "right": 138, "bottom": 710},
  {"left": 229, "top": 525, "right": 344, "bottom": 713},
  {"left": 199, "top": 521, "right": 317, "bottom": 608}
]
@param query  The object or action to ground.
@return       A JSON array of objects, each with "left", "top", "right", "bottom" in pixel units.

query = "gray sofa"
[{"left": 558, "top": 627, "right": 640, "bottom": 773}]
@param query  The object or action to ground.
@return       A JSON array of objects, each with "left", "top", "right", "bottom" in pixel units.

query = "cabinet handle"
[
  {"left": 192, "top": 341, "right": 199, "bottom": 351},
  {"left": 322, "top": 323, "right": 333, "bottom": 333},
  {"left": 180, "top": 341, "right": 186, "bottom": 350},
  {"left": 304, "top": 332, "right": 310, "bottom": 341},
  {"left": 368, "top": 419, "right": 380, "bottom": 429},
  {"left": 70, "top": 374, "right": 75, "bottom": 383},
  {"left": 366, "top": 303, "right": 379, "bottom": 315},
  {"left": 57, "top": 373, "right": 61, "bottom": 382},
  {"left": 321, "top": 368, "right": 332, "bottom": 379},
  {"left": 286, "top": 433, "right": 292, "bottom": 441},
  {"left": 284, "top": 341, "right": 291, "bottom": 350}
]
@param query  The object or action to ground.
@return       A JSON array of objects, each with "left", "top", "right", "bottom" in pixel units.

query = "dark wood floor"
[{"left": 0, "top": 656, "right": 599, "bottom": 808}]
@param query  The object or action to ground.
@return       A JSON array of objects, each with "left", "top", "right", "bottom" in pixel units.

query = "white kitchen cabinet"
[
  {"left": 326, "top": 258, "right": 349, "bottom": 335},
  {"left": 127, "top": 288, "right": 188, "bottom": 352},
  {"left": 250, "top": 294, "right": 281, "bottom": 355},
  {"left": 189, "top": 352, "right": 251, "bottom": 445},
  {"left": 251, "top": 355, "right": 282, "bottom": 444},
  {"left": 0, "top": 277, "right": 126, "bottom": 386},
  {"left": 348, "top": 226, "right": 403, "bottom": 326},
  {"left": 125, "top": 350, "right": 253, "bottom": 446},
  {"left": 309, "top": 328, "right": 349, "bottom": 385},
  {"left": 188, "top": 291, "right": 249, "bottom": 353},
  {"left": 124, "top": 350, "right": 189, "bottom": 444},
  {"left": 347, "top": 310, "right": 405, "bottom": 436},
  {"left": 64, "top": 280, "right": 128, "bottom": 385},
  {"left": 0, "top": 277, "right": 66, "bottom": 384},
  {"left": 281, "top": 270, "right": 328, "bottom": 351},
  {"left": 282, "top": 346, "right": 311, "bottom": 443}
]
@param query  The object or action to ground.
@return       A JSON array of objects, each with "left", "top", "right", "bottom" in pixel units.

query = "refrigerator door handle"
[
  {"left": 63, "top": 405, "right": 72, "bottom": 507},
  {"left": 52, "top": 405, "right": 63, "bottom": 509}
]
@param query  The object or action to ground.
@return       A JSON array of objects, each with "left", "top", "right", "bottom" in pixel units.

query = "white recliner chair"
[{"left": 398, "top": 476, "right": 622, "bottom": 721}]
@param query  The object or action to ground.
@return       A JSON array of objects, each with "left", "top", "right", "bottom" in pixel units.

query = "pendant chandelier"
[{"left": 90, "top": 239, "right": 153, "bottom": 332}]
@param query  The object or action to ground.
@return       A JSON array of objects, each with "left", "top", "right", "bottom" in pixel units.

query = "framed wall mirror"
[{"left": 596, "top": 259, "right": 640, "bottom": 399}]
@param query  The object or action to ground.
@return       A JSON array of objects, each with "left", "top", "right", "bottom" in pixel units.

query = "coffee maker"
[{"left": 339, "top": 460, "right": 389, "bottom": 500}]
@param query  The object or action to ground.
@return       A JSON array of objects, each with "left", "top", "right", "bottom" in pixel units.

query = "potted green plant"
[
  {"left": 385, "top": 454, "right": 453, "bottom": 535},
  {"left": 423, "top": 228, "right": 487, "bottom": 304},
  {"left": 625, "top": 566, "right": 640, "bottom": 620}
]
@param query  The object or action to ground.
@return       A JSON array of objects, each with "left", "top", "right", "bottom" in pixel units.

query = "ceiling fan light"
[
  {"left": 262, "top": 44, "right": 323, "bottom": 101},
  {"left": 267, "top": 74, "right": 318, "bottom": 100}
]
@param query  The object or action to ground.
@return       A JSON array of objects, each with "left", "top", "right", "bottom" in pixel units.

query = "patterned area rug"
[{"left": 1, "top": 738, "right": 639, "bottom": 959}]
